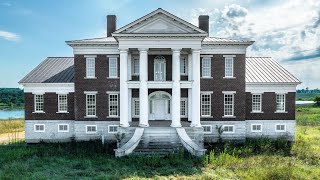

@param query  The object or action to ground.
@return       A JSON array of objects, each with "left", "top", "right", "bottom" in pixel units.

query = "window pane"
[
  {"left": 58, "top": 94, "right": 68, "bottom": 112},
  {"left": 109, "top": 58, "right": 118, "bottom": 77},
  {"left": 133, "top": 58, "right": 139, "bottom": 74},
  {"left": 134, "top": 100, "right": 139, "bottom": 116},
  {"left": 86, "top": 94, "right": 96, "bottom": 116},
  {"left": 201, "top": 94, "right": 211, "bottom": 116},
  {"left": 202, "top": 58, "right": 211, "bottom": 77},
  {"left": 35, "top": 94, "right": 44, "bottom": 112},
  {"left": 276, "top": 94, "right": 285, "bottom": 111},
  {"left": 225, "top": 57, "right": 234, "bottom": 77},
  {"left": 109, "top": 94, "right": 118, "bottom": 116},
  {"left": 86, "top": 58, "right": 95, "bottom": 77},
  {"left": 224, "top": 94, "right": 234, "bottom": 116},
  {"left": 180, "top": 100, "right": 187, "bottom": 116},
  {"left": 180, "top": 57, "right": 187, "bottom": 75},
  {"left": 252, "top": 94, "right": 261, "bottom": 112}
]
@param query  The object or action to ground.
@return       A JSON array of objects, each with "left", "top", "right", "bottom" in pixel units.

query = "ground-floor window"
[
  {"left": 109, "top": 94, "right": 119, "bottom": 117},
  {"left": 251, "top": 124, "right": 262, "bottom": 132},
  {"left": 224, "top": 93, "right": 234, "bottom": 117},
  {"left": 202, "top": 125, "right": 212, "bottom": 133},
  {"left": 180, "top": 98, "right": 187, "bottom": 117},
  {"left": 223, "top": 125, "right": 234, "bottom": 133},
  {"left": 34, "top": 124, "right": 45, "bottom": 132},
  {"left": 201, "top": 93, "right": 211, "bottom": 116},
  {"left": 133, "top": 99, "right": 140, "bottom": 117},
  {"left": 58, "top": 124, "right": 69, "bottom": 132},
  {"left": 86, "top": 125, "right": 97, "bottom": 134},
  {"left": 108, "top": 125, "right": 119, "bottom": 134},
  {"left": 275, "top": 124, "right": 286, "bottom": 132}
]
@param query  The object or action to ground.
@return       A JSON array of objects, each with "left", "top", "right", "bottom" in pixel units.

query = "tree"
[{"left": 314, "top": 96, "right": 320, "bottom": 106}]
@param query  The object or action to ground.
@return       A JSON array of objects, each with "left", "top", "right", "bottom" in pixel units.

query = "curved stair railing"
[
  {"left": 176, "top": 128, "right": 206, "bottom": 157},
  {"left": 114, "top": 128, "right": 144, "bottom": 157}
]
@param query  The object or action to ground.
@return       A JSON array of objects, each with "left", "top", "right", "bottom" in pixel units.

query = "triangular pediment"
[{"left": 113, "top": 8, "right": 207, "bottom": 35}]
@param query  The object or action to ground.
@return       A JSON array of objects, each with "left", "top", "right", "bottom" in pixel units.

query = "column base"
[
  {"left": 120, "top": 123, "right": 130, "bottom": 127},
  {"left": 170, "top": 123, "right": 182, "bottom": 128},
  {"left": 190, "top": 123, "right": 202, "bottom": 127},
  {"left": 139, "top": 123, "right": 149, "bottom": 127}
]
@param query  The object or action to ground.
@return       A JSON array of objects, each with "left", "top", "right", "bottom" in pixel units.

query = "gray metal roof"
[
  {"left": 66, "top": 36, "right": 117, "bottom": 44},
  {"left": 202, "top": 37, "right": 254, "bottom": 44},
  {"left": 19, "top": 56, "right": 300, "bottom": 84},
  {"left": 19, "top": 57, "right": 74, "bottom": 83},
  {"left": 246, "top": 57, "right": 300, "bottom": 84}
]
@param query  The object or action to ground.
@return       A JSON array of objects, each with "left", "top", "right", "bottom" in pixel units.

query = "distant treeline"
[
  {"left": 297, "top": 89, "right": 320, "bottom": 94},
  {"left": 0, "top": 88, "right": 24, "bottom": 109}
]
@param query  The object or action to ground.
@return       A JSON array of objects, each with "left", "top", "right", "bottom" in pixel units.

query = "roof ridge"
[
  {"left": 246, "top": 57, "right": 272, "bottom": 58},
  {"left": 47, "top": 57, "right": 74, "bottom": 58}
]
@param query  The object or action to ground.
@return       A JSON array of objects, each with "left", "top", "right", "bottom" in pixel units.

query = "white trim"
[
  {"left": 34, "top": 124, "right": 45, "bottom": 132},
  {"left": 201, "top": 91, "right": 213, "bottom": 94},
  {"left": 251, "top": 124, "right": 262, "bottom": 132},
  {"left": 58, "top": 124, "right": 69, "bottom": 132},
  {"left": 200, "top": 55, "right": 213, "bottom": 58},
  {"left": 72, "top": 46, "right": 119, "bottom": 55},
  {"left": 223, "top": 55, "right": 236, "bottom": 58},
  {"left": 222, "top": 91, "right": 236, "bottom": 94},
  {"left": 84, "top": 91, "right": 98, "bottom": 94},
  {"left": 201, "top": 45, "right": 248, "bottom": 54},
  {"left": 202, "top": 125, "right": 212, "bottom": 134},
  {"left": 222, "top": 125, "right": 235, "bottom": 133},
  {"left": 246, "top": 83, "right": 297, "bottom": 93},
  {"left": 106, "top": 91, "right": 120, "bottom": 94},
  {"left": 275, "top": 124, "right": 286, "bottom": 132},
  {"left": 108, "top": 125, "right": 119, "bottom": 134},
  {"left": 21, "top": 83, "right": 74, "bottom": 94},
  {"left": 107, "top": 55, "right": 119, "bottom": 58},
  {"left": 86, "top": 125, "right": 97, "bottom": 134},
  {"left": 84, "top": 55, "right": 97, "bottom": 58}
]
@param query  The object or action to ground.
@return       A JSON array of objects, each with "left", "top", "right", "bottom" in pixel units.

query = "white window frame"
[
  {"left": 108, "top": 125, "right": 119, "bottom": 134},
  {"left": 85, "top": 92, "right": 97, "bottom": 118},
  {"left": 202, "top": 125, "right": 212, "bottom": 134},
  {"left": 180, "top": 56, "right": 188, "bottom": 75},
  {"left": 109, "top": 93, "right": 119, "bottom": 117},
  {"left": 223, "top": 92, "right": 235, "bottom": 117},
  {"left": 180, "top": 98, "right": 188, "bottom": 117},
  {"left": 251, "top": 124, "right": 262, "bottom": 132},
  {"left": 275, "top": 124, "right": 286, "bottom": 132},
  {"left": 276, "top": 94, "right": 286, "bottom": 112},
  {"left": 132, "top": 56, "right": 139, "bottom": 75},
  {"left": 109, "top": 57, "right": 118, "bottom": 78},
  {"left": 57, "top": 94, "right": 68, "bottom": 113},
  {"left": 224, "top": 57, "right": 234, "bottom": 78},
  {"left": 201, "top": 57, "right": 211, "bottom": 78},
  {"left": 252, "top": 94, "right": 262, "bottom": 113},
  {"left": 223, "top": 125, "right": 235, "bottom": 134},
  {"left": 86, "top": 57, "right": 96, "bottom": 78},
  {"left": 34, "top": 94, "right": 44, "bottom": 113},
  {"left": 201, "top": 93, "right": 212, "bottom": 117},
  {"left": 58, "top": 124, "right": 69, "bottom": 133},
  {"left": 132, "top": 98, "right": 140, "bottom": 117},
  {"left": 34, "top": 124, "right": 45, "bottom": 132},
  {"left": 86, "top": 125, "right": 97, "bottom": 134}
]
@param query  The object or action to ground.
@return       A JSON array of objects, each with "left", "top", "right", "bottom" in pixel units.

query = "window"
[
  {"left": 86, "top": 57, "right": 95, "bottom": 78},
  {"left": 276, "top": 94, "right": 285, "bottom": 112},
  {"left": 202, "top": 58, "right": 211, "bottom": 77},
  {"left": 252, "top": 94, "right": 262, "bottom": 112},
  {"left": 109, "top": 57, "right": 118, "bottom": 78},
  {"left": 275, "top": 124, "right": 286, "bottom": 132},
  {"left": 86, "top": 94, "right": 96, "bottom": 117},
  {"left": 133, "top": 99, "right": 139, "bottom": 117},
  {"left": 133, "top": 57, "right": 139, "bottom": 75},
  {"left": 34, "top": 94, "right": 44, "bottom": 112},
  {"left": 180, "top": 99, "right": 187, "bottom": 117},
  {"left": 225, "top": 57, "right": 234, "bottom": 77},
  {"left": 58, "top": 124, "right": 69, "bottom": 132},
  {"left": 224, "top": 94, "right": 234, "bottom": 116},
  {"left": 201, "top": 93, "right": 211, "bottom": 116},
  {"left": 58, "top": 94, "right": 68, "bottom": 112},
  {"left": 180, "top": 56, "right": 188, "bottom": 75},
  {"left": 251, "top": 124, "right": 262, "bottom": 132},
  {"left": 202, "top": 125, "right": 212, "bottom": 134},
  {"left": 109, "top": 94, "right": 119, "bottom": 117},
  {"left": 108, "top": 125, "right": 119, "bottom": 134},
  {"left": 86, "top": 125, "right": 97, "bottom": 134},
  {"left": 34, "top": 124, "right": 45, "bottom": 132},
  {"left": 223, "top": 125, "right": 234, "bottom": 133}
]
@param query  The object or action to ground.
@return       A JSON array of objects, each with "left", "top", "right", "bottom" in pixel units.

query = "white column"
[
  {"left": 127, "top": 53, "right": 132, "bottom": 80},
  {"left": 171, "top": 49, "right": 182, "bottom": 127},
  {"left": 187, "top": 53, "right": 192, "bottom": 122},
  {"left": 119, "top": 49, "right": 129, "bottom": 127},
  {"left": 127, "top": 53, "right": 132, "bottom": 122},
  {"left": 139, "top": 48, "right": 149, "bottom": 127},
  {"left": 191, "top": 49, "right": 201, "bottom": 127}
]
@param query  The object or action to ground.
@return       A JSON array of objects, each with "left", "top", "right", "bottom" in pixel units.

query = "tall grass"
[{"left": 0, "top": 119, "right": 24, "bottom": 134}]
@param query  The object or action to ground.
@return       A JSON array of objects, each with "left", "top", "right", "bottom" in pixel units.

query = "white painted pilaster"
[
  {"left": 171, "top": 49, "right": 182, "bottom": 127},
  {"left": 139, "top": 48, "right": 149, "bottom": 127},
  {"left": 128, "top": 89, "right": 132, "bottom": 122},
  {"left": 191, "top": 49, "right": 201, "bottom": 127},
  {"left": 187, "top": 53, "right": 192, "bottom": 122},
  {"left": 119, "top": 49, "right": 130, "bottom": 127}
]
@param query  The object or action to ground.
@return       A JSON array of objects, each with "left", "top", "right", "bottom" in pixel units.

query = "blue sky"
[{"left": 0, "top": 0, "right": 319, "bottom": 88}]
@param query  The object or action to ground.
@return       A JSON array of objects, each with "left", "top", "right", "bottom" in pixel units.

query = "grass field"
[{"left": 0, "top": 105, "right": 319, "bottom": 179}]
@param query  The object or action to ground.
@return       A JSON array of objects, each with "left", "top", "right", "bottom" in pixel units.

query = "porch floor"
[{"left": 129, "top": 120, "right": 191, "bottom": 127}]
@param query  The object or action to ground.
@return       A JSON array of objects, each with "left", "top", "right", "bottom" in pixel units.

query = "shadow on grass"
[{"left": 0, "top": 140, "right": 204, "bottom": 179}]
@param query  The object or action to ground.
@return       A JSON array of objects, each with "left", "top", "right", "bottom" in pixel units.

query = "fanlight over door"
[
  {"left": 154, "top": 56, "right": 166, "bottom": 81},
  {"left": 149, "top": 92, "right": 171, "bottom": 120}
]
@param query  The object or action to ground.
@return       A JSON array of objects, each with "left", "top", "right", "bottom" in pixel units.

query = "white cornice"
[
  {"left": 201, "top": 44, "right": 248, "bottom": 54},
  {"left": 21, "top": 83, "right": 74, "bottom": 94},
  {"left": 246, "top": 83, "right": 298, "bottom": 93}
]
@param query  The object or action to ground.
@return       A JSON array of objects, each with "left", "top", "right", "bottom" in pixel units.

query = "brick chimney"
[
  {"left": 198, "top": 15, "right": 209, "bottom": 34},
  {"left": 107, "top": 15, "right": 116, "bottom": 37}
]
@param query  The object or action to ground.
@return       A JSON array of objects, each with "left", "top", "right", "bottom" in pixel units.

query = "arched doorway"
[
  {"left": 149, "top": 91, "right": 171, "bottom": 120},
  {"left": 154, "top": 55, "right": 166, "bottom": 81}
]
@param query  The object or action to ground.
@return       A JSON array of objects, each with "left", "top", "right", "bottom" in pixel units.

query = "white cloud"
[{"left": 0, "top": 30, "right": 20, "bottom": 41}]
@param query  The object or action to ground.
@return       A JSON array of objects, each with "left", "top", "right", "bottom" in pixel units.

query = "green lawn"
[{"left": 0, "top": 106, "right": 319, "bottom": 179}]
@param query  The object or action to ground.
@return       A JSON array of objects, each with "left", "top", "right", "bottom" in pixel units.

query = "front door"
[
  {"left": 153, "top": 99, "right": 166, "bottom": 120},
  {"left": 149, "top": 92, "right": 171, "bottom": 120}
]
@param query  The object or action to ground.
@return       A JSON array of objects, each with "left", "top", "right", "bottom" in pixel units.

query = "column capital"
[
  {"left": 171, "top": 48, "right": 182, "bottom": 52},
  {"left": 191, "top": 49, "right": 201, "bottom": 53},
  {"left": 119, "top": 48, "right": 128, "bottom": 53},
  {"left": 138, "top": 48, "right": 149, "bottom": 52}
]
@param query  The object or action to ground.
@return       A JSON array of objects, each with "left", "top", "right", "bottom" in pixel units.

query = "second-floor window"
[
  {"left": 225, "top": 57, "right": 234, "bottom": 78},
  {"left": 109, "top": 57, "right": 118, "bottom": 78},
  {"left": 276, "top": 94, "right": 285, "bottom": 112},
  {"left": 34, "top": 94, "right": 44, "bottom": 112},
  {"left": 133, "top": 57, "right": 139, "bottom": 75},
  {"left": 58, "top": 94, "right": 68, "bottom": 113},
  {"left": 202, "top": 58, "right": 211, "bottom": 78},
  {"left": 180, "top": 57, "right": 187, "bottom": 75},
  {"left": 252, "top": 94, "right": 262, "bottom": 112},
  {"left": 86, "top": 94, "right": 96, "bottom": 117},
  {"left": 86, "top": 57, "right": 95, "bottom": 78}
]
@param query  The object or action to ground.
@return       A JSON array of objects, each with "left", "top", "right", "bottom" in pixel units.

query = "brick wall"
[
  {"left": 245, "top": 92, "right": 296, "bottom": 120},
  {"left": 24, "top": 93, "right": 74, "bottom": 120},
  {"left": 200, "top": 54, "right": 246, "bottom": 121}
]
